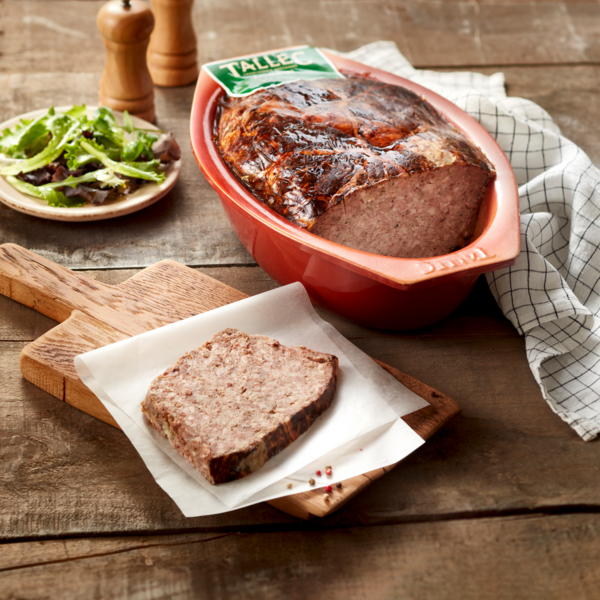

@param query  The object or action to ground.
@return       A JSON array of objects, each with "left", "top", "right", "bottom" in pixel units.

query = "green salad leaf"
[
  {"left": 89, "top": 107, "right": 127, "bottom": 151},
  {"left": 6, "top": 175, "right": 85, "bottom": 208},
  {"left": 0, "top": 105, "right": 171, "bottom": 207},
  {"left": 35, "top": 168, "right": 125, "bottom": 191},
  {"left": 65, "top": 105, "right": 88, "bottom": 121},
  {"left": 121, "top": 139, "right": 146, "bottom": 162},
  {"left": 122, "top": 110, "right": 135, "bottom": 134},
  {"left": 0, "top": 116, "right": 49, "bottom": 159},
  {"left": 64, "top": 140, "right": 97, "bottom": 170},
  {"left": 80, "top": 140, "right": 165, "bottom": 184},
  {"left": 0, "top": 115, "right": 82, "bottom": 175},
  {"left": 120, "top": 129, "right": 158, "bottom": 162},
  {"left": 127, "top": 159, "right": 162, "bottom": 173}
]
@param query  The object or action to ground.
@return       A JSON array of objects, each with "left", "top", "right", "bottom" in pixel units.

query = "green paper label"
[{"left": 202, "top": 46, "right": 344, "bottom": 97}]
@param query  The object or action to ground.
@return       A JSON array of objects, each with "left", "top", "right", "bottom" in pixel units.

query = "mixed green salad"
[{"left": 0, "top": 105, "right": 180, "bottom": 208}]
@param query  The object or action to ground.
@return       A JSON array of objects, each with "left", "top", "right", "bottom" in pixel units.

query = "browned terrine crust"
[
  {"left": 141, "top": 329, "right": 338, "bottom": 484},
  {"left": 216, "top": 76, "right": 495, "bottom": 258}
]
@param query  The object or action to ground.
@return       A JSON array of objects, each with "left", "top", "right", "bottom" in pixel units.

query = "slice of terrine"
[
  {"left": 216, "top": 76, "right": 495, "bottom": 259},
  {"left": 142, "top": 328, "right": 338, "bottom": 484}
]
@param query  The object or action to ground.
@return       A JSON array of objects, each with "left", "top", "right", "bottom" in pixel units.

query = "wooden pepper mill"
[
  {"left": 97, "top": 0, "right": 155, "bottom": 122},
  {"left": 147, "top": 0, "right": 198, "bottom": 87}
]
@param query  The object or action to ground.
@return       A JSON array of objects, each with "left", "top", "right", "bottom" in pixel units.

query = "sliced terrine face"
[
  {"left": 216, "top": 76, "right": 495, "bottom": 258},
  {"left": 310, "top": 163, "right": 490, "bottom": 258},
  {"left": 141, "top": 329, "right": 338, "bottom": 484}
]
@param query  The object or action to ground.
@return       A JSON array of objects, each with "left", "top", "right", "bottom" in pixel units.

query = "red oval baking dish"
[{"left": 190, "top": 50, "right": 520, "bottom": 330}]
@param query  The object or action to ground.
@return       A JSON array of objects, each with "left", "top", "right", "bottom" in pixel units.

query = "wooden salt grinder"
[
  {"left": 147, "top": 0, "right": 198, "bottom": 87},
  {"left": 97, "top": 0, "right": 155, "bottom": 122}
]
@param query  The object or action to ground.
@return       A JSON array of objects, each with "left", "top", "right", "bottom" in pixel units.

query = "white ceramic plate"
[{"left": 0, "top": 106, "right": 181, "bottom": 222}]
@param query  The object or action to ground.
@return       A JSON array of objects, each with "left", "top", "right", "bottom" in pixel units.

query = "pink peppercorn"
[
  {"left": 325, "top": 467, "right": 332, "bottom": 476},
  {"left": 315, "top": 470, "right": 322, "bottom": 476},
  {"left": 324, "top": 485, "right": 332, "bottom": 493}
]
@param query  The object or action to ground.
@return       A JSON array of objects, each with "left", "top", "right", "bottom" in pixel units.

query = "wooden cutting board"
[{"left": 0, "top": 243, "right": 460, "bottom": 520}]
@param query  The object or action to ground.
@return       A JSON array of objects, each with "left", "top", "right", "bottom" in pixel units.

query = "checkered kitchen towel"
[{"left": 340, "top": 41, "right": 600, "bottom": 441}]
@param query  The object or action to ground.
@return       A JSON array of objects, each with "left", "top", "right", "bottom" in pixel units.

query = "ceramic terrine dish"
[{"left": 190, "top": 48, "right": 520, "bottom": 330}]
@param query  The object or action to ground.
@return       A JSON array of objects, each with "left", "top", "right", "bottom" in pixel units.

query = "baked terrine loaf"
[
  {"left": 216, "top": 76, "right": 495, "bottom": 259},
  {"left": 142, "top": 329, "right": 338, "bottom": 484}
]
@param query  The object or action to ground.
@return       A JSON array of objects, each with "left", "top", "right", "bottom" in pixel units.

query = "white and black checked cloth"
[{"left": 340, "top": 41, "right": 600, "bottom": 441}]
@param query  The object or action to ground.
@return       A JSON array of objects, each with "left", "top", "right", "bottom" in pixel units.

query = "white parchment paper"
[{"left": 75, "top": 283, "right": 427, "bottom": 516}]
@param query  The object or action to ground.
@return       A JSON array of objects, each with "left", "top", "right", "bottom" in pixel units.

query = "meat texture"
[
  {"left": 142, "top": 329, "right": 338, "bottom": 484},
  {"left": 216, "top": 76, "right": 495, "bottom": 258}
]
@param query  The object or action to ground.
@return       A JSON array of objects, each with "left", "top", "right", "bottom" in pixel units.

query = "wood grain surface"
[
  {"left": 2, "top": 514, "right": 600, "bottom": 599},
  {"left": 2, "top": 0, "right": 600, "bottom": 597},
  {"left": 2, "top": 1, "right": 600, "bottom": 75},
  {"left": 269, "top": 362, "right": 460, "bottom": 519},
  {"left": 148, "top": 0, "right": 199, "bottom": 87},
  {"left": 97, "top": 0, "right": 156, "bottom": 121},
  {"left": 0, "top": 2, "right": 599, "bottom": 271},
  {"left": 2, "top": 273, "right": 598, "bottom": 539},
  {"left": 0, "top": 243, "right": 459, "bottom": 519}
]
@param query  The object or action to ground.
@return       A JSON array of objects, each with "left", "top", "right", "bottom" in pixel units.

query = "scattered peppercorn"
[
  {"left": 308, "top": 478, "right": 315, "bottom": 486},
  {"left": 323, "top": 493, "right": 330, "bottom": 501},
  {"left": 325, "top": 467, "right": 332, "bottom": 476},
  {"left": 336, "top": 482, "right": 342, "bottom": 489},
  {"left": 324, "top": 485, "right": 332, "bottom": 493},
  {"left": 325, "top": 465, "right": 332, "bottom": 469},
  {"left": 315, "top": 470, "right": 322, "bottom": 476},
  {"left": 286, "top": 483, "right": 292, "bottom": 489}
]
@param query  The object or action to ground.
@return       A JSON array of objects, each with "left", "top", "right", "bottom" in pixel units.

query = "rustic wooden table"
[{"left": 1, "top": 1, "right": 600, "bottom": 598}]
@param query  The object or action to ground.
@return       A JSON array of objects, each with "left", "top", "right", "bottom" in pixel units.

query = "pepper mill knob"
[
  {"left": 97, "top": 0, "right": 155, "bottom": 122},
  {"left": 147, "top": 0, "right": 198, "bottom": 87}
]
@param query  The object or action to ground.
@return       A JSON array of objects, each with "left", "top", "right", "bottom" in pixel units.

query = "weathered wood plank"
[
  {"left": 1, "top": 245, "right": 459, "bottom": 520},
  {"left": 0, "top": 244, "right": 248, "bottom": 331},
  {"left": 1, "top": 2, "right": 599, "bottom": 271},
  {"left": 445, "top": 64, "right": 600, "bottom": 168},
  {"left": 203, "top": 0, "right": 600, "bottom": 69},
  {"left": 1, "top": 65, "right": 599, "bottom": 270},
  {"left": 492, "top": 65, "right": 600, "bottom": 167},
  {"left": 0, "top": 266, "right": 278, "bottom": 341},
  {"left": 0, "top": 532, "right": 228, "bottom": 571},
  {"left": 2, "top": 1, "right": 600, "bottom": 73},
  {"left": 269, "top": 369, "right": 460, "bottom": 520},
  {"left": 1, "top": 273, "right": 599, "bottom": 539},
  {"left": 0, "top": 84, "right": 251, "bottom": 269},
  {"left": 1, "top": 0, "right": 599, "bottom": 539},
  {"left": 0, "top": 341, "right": 303, "bottom": 538},
  {"left": 2, "top": 514, "right": 600, "bottom": 599}
]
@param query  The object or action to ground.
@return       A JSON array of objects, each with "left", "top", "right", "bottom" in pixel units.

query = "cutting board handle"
[
  {"left": 0, "top": 243, "right": 249, "bottom": 335},
  {"left": 0, "top": 243, "right": 116, "bottom": 323}
]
